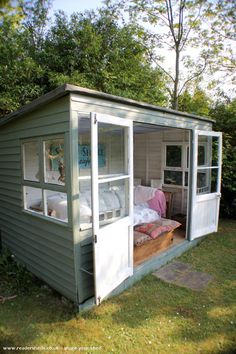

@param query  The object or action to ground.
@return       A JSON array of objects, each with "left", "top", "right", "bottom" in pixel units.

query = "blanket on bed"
[
  {"left": 134, "top": 185, "right": 156, "bottom": 204},
  {"left": 134, "top": 186, "right": 166, "bottom": 217}
]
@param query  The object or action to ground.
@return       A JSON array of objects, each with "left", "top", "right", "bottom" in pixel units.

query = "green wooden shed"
[{"left": 0, "top": 84, "right": 222, "bottom": 309}]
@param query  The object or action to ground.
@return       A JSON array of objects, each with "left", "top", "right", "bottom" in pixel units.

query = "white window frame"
[
  {"left": 163, "top": 142, "right": 207, "bottom": 189},
  {"left": 21, "top": 134, "right": 69, "bottom": 225}
]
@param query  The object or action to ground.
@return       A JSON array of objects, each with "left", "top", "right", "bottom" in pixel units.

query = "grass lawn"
[{"left": 0, "top": 219, "right": 236, "bottom": 354}]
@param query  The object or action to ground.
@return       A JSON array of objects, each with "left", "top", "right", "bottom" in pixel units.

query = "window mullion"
[
  {"left": 42, "top": 190, "right": 47, "bottom": 216},
  {"left": 39, "top": 137, "right": 44, "bottom": 185},
  {"left": 41, "top": 182, "right": 66, "bottom": 193},
  {"left": 38, "top": 137, "right": 46, "bottom": 215},
  {"left": 23, "top": 180, "right": 43, "bottom": 188},
  {"left": 22, "top": 135, "right": 68, "bottom": 224}
]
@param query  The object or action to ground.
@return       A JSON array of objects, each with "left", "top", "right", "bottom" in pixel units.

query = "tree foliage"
[
  {"left": 210, "top": 99, "right": 236, "bottom": 218},
  {"left": 178, "top": 88, "right": 211, "bottom": 116},
  {"left": 175, "top": 88, "right": 236, "bottom": 218},
  {"left": 0, "top": 0, "right": 167, "bottom": 117},
  {"left": 0, "top": 0, "right": 49, "bottom": 115},
  {"left": 117, "top": 0, "right": 235, "bottom": 109}
]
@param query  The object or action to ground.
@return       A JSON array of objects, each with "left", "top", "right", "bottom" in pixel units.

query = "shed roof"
[{"left": 0, "top": 84, "right": 214, "bottom": 127}]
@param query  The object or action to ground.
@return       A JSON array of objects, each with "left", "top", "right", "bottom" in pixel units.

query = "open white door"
[
  {"left": 91, "top": 112, "right": 133, "bottom": 305},
  {"left": 190, "top": 130, "right": 222, "bottom": 240}
]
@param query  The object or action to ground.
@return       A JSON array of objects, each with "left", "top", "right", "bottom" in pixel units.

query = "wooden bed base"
[{"left": 134, "top": 231, "right": 174, "bottom": 266}]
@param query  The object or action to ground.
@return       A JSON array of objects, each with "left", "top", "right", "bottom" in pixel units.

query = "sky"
[
  {"left": 49, "top": 0, "right": 234, "bottom": 96},
  {"left": 50, "top": 0, "right": 104, "bottom": 15}
]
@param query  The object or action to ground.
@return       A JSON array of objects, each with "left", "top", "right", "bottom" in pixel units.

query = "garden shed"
[{"left": 0, "top": 84, "right": 222, "bottom": 309}]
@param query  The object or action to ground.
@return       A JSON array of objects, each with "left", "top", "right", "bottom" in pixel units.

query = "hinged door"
[
  {"left": 190, "top": 130, "right": 222, "bottom": 240},
  {"left": 91, "top": 113, "right": 133, "bottom": 304}
]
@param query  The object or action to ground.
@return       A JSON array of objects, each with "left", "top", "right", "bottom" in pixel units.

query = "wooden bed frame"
[{"left": 134, "top": 231, "right": 174, "bottom": 265}]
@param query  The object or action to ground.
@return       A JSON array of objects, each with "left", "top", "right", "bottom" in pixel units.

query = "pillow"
[
  {"left": 113, "top": 186, "right": 125, "bottom": 208},
  {"left": 46, "top": 194, "right": 68, "bottom": 220},
  {"left": 98, "top": 193, "right": 107, "bottom": 212},
  {"left": 80, "top": 204, "right": 92, "bottom": 217},
  {"left": 133, "top": 231, "right": 152, "bottom": 247},
  {"left": 102, "top": 190, "right": 120, "bottom": 210},
  {"left": 133, "top": 205, "right": 160, "bottom": 226},
  {"left": 135, "top": 218, "right": 181, "bottom": 239},
  {"left": 158, "top": 218, "right": 181, "bottom": 229}
]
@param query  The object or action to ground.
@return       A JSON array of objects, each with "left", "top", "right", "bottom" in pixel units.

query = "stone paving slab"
[{"left": 153, "top": 261, "right": 214, "bottom": 291}]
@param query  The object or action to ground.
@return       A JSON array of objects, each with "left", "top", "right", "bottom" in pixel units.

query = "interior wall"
[
  {"left": 134, "top": 131, "right": 163, "bottom": 185},
  {"left": 134, "top": 127, "right": 189, "bottom": 216}
]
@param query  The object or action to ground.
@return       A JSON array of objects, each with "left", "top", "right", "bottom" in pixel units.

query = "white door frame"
[
  {"left": 91, "top": 112, "right": 133, "bottom": 304},
  {"left": 189, "top": 130, "right": 222, "bottom": 240}
]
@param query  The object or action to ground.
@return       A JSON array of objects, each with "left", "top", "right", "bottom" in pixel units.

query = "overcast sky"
[{"left": 50, "top": 0, "right": 104, "bottom": 15}]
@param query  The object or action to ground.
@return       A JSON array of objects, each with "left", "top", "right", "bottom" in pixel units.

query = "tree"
[
  {"left": 206, "top": 0, "right": 236, "bottom": 74},
  {"left": 0, "top": 2, "right": 168, "bottom": 117},
  {"left": 0, "top": 0, "right": 10, "bottom": 9},
  {"left": 210, "top": 99, "right": 236, "bottom": 218},
  {"left": 175, "top": 85, "right": 236, "bottom": 218},
  {"left": 41, "top": 9, "right": 167, "bottom": 105},
  {"left": 115, "top": 0, "right": 235, "bottom": 109},
  {"left": 0, "top": 0, "right": 51, "bottom": 116},
  {"left": 178, "top": 87, "right": 211, "bottom": 116}
]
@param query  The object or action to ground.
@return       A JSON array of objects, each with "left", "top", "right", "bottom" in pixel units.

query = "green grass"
[{"left": 1, "top": 219, "right": 236, "bottom": 354}]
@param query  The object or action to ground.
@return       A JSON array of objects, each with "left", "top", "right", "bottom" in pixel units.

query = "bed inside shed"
[
  {"left": 77, "top": 116, "right": 191, "bottom": 269},
  {"left": 132, "top": 122, "right": 189, "bottom": 265}
]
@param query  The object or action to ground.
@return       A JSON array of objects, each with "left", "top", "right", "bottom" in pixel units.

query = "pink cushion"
[
  {"left": 135, "top": 218, "right": 181, "bottom": 240},
  {"left": 134, "top": 231, "right": 152, "bottom": 247}
]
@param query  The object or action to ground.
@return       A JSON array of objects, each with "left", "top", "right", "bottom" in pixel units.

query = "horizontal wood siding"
[
  {"left": 0, "top": 96, "right": 77, "bottom": 302},
  {"left": 79, "top": 240, "right": 94, "bottom": 302},
  {"left": 71, "top": 94, "right": 212, "bottom": 131},
  {"left": 75, "top": 225, "right": 94, "bottom": 303}
]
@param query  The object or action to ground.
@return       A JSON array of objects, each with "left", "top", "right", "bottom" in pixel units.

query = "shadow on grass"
[{"left": 0, "top": 276, "right": 76, "bottom": 349}]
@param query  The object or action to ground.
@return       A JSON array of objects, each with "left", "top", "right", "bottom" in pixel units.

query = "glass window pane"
[
  {"left": 45, "top": 190, "right": 68, "bottom": 222},
  {"left": 211, "top": 137, "right": 220, "bottom": 167},
  {"left": 196, "top": 168, "right": 219, "bottom": 195},
  {"left": 197, "top": 171, "right": 207, "bottom": 189},
  {"left": 78, "top": 116, "right": 92, "bottom": 227},
  {"left": 210, "top": 168, "right": 218, "bottom": 193},
  {"left": 78, "top": 116, "right": 91, "bottom": 174},
  {"left": 166, "top": 145, "right": 182, "bottom": 167},
  {"left": 164, "top": 170, "right": 182, "bottom": 185},
  {"left": 187, "top": 146, "right": 189, "bottom": 168},
  {"left": 196, "top": 169, "right": 216, "bottom": 194},
  {"left": 44, "top": 138, "right": 65, "bottom": 185},
  {"left": 24, "top": 186, "right": 42, "bottom": 213},
  {"left": 98, "top": 123, "right": 125, "bottom": 176},
  {"left": 185, "top": 171, "right": 188, "bottom": 186},
  {"left": 98, "top": 179, "right": 128, "bottom": 225},
  {"left": 198, "top": 136, "right": 219, "bottom": 168},
  {"left": 198, "top": 145, "right": 205, "bottom": 166},
  {"left": 23, "top": 142, "right": 40, "bottom": 181},
  {"left": 187, "top": 145, "right": 205, "bottom": 168}
]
